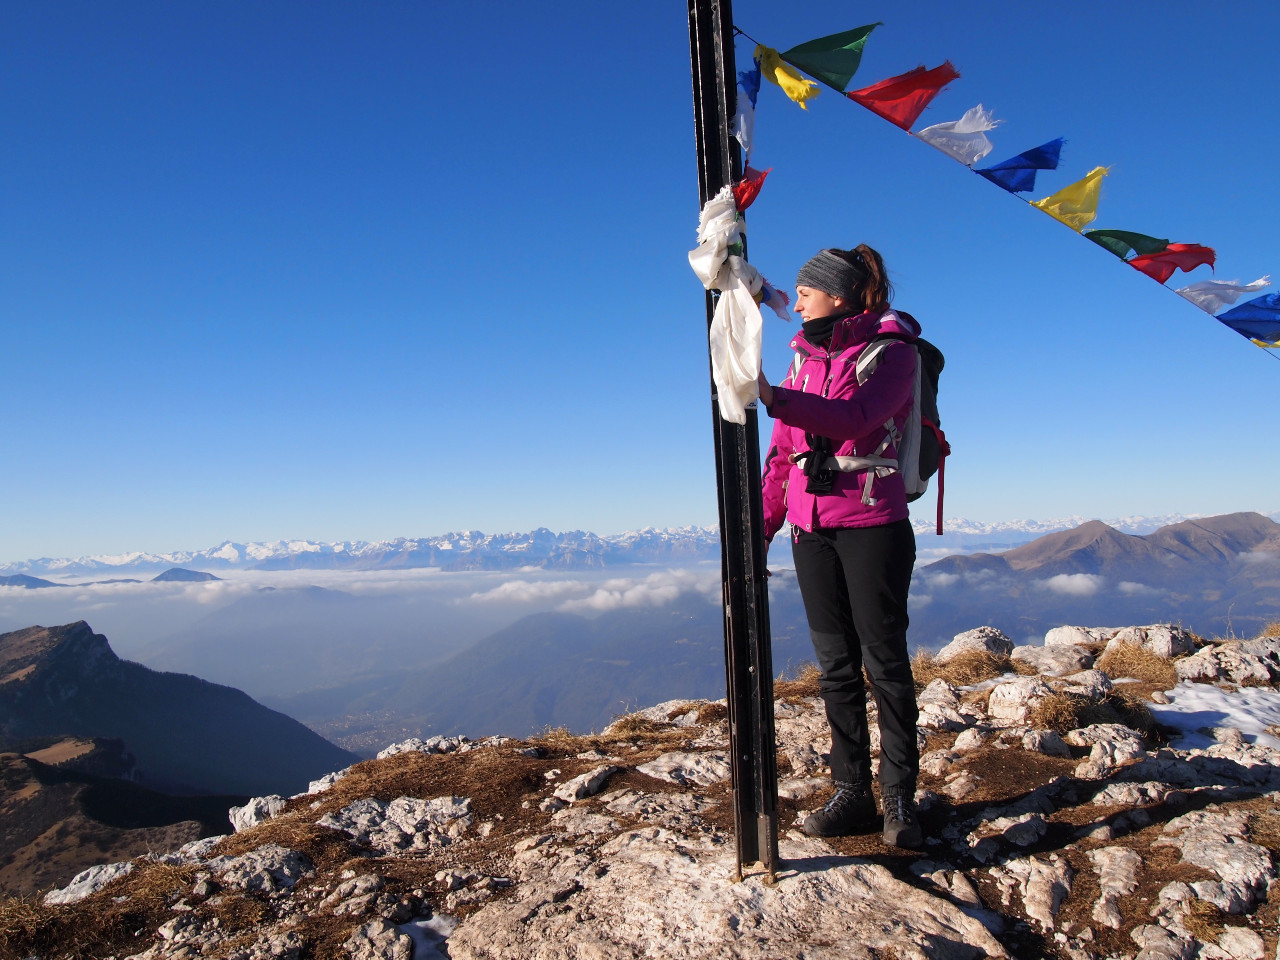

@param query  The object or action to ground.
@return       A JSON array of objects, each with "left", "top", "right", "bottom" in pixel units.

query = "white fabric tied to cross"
[{"left": 688, "top": 185, "right": 765, "bottom": 424}]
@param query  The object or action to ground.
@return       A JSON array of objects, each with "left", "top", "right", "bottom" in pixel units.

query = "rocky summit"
[{"left": 8, "top": 624, "right": 1280, "bottom": 960}]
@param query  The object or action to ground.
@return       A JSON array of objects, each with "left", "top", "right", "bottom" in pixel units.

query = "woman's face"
[{"left": 794, "top": 286, "right": 846, "bottom": 322}]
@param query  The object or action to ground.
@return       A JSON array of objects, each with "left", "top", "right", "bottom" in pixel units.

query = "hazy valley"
[{"left": 3, "top": 514, "right": 1278, "bottom": 755}]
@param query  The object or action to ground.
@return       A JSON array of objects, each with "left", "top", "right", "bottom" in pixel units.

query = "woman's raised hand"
[{"left": 756, "top": 371, "right": 774, "bottom": 408}]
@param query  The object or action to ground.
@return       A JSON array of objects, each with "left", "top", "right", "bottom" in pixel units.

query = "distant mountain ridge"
[
  {"left": 0, "top": 622, "right": 358, "bottom": 796},
  {"left": 7, "top": 512, "right": 1276, "bottom": 576}
]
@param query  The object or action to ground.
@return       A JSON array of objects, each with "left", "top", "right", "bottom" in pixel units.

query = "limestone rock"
[
  {"left": 1152, "top": 810, "right": 1276, "bottom": 914},
  {"left": 988, "top": 854, "right": 1073, "bottom": 931},
  {"left": 377, "top": 736, "right": 474, "bottom": 759},
  {"left": 1176, "top": 643, "right": 1278, "bottom": 685},
  {"left": 156, "top": 835, "right": 226, "bottom": 866},
  {"left": 223, "top": 930, "right": 305, "bottom": 960},
  {"left": 952, "top": 728, "right": 987, "bottom": 752},
  {"left": 937, "top": 626, "right": 1013, "bottom": 663},
  {"left": 1106, "top": 624, "right": 1196, "bottom": 659},
  {"left": 320, "top": 874, "right": 386, "bottom": 915},
  {"left": 343, "top": 919, "right": 413, "bottom": 960},
  {"left": 308, "top": 767, "right": 352, "bottom": 794},
  {"left": 1012, "top": 643, "right": 1094, "bottom": 676},
  {"left": 967, "top": 813, "right": 1048, "bottom": 862},
  {"left": 1130, "top": 923, "right": 1195, "bottom": 960},
  {"left": 636, "top": 751, "right": 730, "bottom": 787},
  {"left": 1022, "top": 729, "right": 1071, "bottom": 758},
  {"left": 553, "top": 764, "right": 620, "bottom": 803},
  {"left": 1217, "top": 926, "right": 1266, "bottom": 960},
  {"left": 230, "top": 795, "right": 286, "bottom": 833},
  {"left": 44, "top": 860, "right": 135, "bottom": 905},
  {"left": 1058, "top": 668, "right": 1114, "bottom": 700},
  {"left": 1045, "top": 625, "right": 1105, "bottom": 648},
  {"left": 318, "top": 796, "right": 473, "bottom": 854},
  {"left": 1087, "top": 846, "right": 1141, "bottom": 929},
  {"left": 988, "top": 677, "right": 1053, "bottom": 724},
  {"left": 447, "top": 833, "right": 1008, "bottom": 959},
  {"left": 207, "top": 844, "right": 312, "bottom": 893}
]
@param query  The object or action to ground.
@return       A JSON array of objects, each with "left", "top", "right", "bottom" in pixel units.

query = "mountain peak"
[{"left": 0, "top": 622, "right": 117, "bottom": 682}]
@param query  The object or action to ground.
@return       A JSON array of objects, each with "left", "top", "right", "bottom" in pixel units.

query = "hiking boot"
[
  {"left": 882, "top": 790, "right": 923, "bottom": 849},
  {"left": 801, "top": 781, "right": 877, "bottom": 838}
]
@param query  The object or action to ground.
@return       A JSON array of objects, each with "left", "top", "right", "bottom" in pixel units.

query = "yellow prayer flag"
[
  {"left": 755, "top": 44, "right": 820, "bottom": 110},
  {"left": 1031, "top": 166, "right": 1109, "bottom": 232}
]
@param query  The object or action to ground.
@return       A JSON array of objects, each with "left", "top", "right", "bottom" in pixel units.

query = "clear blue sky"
[{"left": 2, "top": 0, "right": 1276, "bottom": 562}]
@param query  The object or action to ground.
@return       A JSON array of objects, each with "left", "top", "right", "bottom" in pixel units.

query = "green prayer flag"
[
  {"left": 1083, "top": 229, "right": 1170, "bottom": 260},
  {"left": 780, "top": 23, "right": 881, "bottom": 93}
]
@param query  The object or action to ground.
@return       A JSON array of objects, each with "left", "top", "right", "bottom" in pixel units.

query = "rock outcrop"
[{"left": 15, "top": 624, "right": 1280, "bottom": 960}]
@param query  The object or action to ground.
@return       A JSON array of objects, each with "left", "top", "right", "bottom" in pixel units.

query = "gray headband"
[{"left": 796, "top": 249, "right": 864, "bottom": 302}]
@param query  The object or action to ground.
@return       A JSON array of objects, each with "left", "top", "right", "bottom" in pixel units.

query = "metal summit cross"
[{"left": 687, "top": 0, "right": 779, "bottom": 881}]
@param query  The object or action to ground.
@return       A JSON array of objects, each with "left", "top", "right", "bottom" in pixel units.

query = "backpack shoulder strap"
[{"left": 855, "top": 333, "right": 915, "bottom": 385}]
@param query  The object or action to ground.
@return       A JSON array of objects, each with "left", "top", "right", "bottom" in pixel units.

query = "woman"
[{"left": 757, "top": 245, "right": 922, "bottom": 849}]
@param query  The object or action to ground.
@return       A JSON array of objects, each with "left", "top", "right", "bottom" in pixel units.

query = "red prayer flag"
[
  {"left": 1127, "top": 243, "right": 1216, "bottom": 284},
  {"left": 846, "top": 61, "right": 960, "bottom": 130},
  {"left": 732, "top": 166, "right": 771, "bottom": 212}
]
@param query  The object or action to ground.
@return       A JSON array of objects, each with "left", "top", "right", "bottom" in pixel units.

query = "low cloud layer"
[
  {"left": 464, "top": 569, "right": 721, "bottom": 614},
  {"left": 1036, "top": 573, "right": 1104, "bottom": 597}
]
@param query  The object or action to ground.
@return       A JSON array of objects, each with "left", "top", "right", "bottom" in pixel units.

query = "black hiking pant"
[{"left": 790, "top": 518, "right": 919, "bottom": 794}]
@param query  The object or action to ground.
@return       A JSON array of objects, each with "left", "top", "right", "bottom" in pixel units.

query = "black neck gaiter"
[{"left": 801, "top": 312, "right": 846, "bottom": 346}]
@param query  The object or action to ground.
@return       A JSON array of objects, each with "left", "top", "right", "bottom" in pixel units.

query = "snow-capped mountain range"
[{"left": 5, "top": 513, "right": 1277, "bottom": 577}]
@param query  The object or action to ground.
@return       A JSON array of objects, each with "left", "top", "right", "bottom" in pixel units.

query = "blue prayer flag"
[
  {"left": 976, "top": 138, "right": 1065, "bottom": 194},
  {"left": 1216, "top": 294, "right": 1280, "bottom": 344},
  {"left": 739, "top": 62, "right": 762, "bottom": 108}
]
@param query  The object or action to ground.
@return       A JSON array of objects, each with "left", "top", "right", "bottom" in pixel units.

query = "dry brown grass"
[
  {"left": 1028, "top": 691, "right": 1159, "bottom": 739},
  {"left": 696, "top": 701, "right": 728, "bottom": 725},
  {"left": 774, "top": 663, "right": 821, "bottom": 700},
  {"left": 911, "top": 649, "right": 1012, "bottom": 690},
  {"left": 0, "top": 896, "right": 46, "bottom": 955},
  {"left": 528, "top": 725, "right": 584, "bottom": 748},
  {"left": 1180, "top": 899, "right": 1224, "bottom": 941},
  {"left": 1096, "top": 641, "right": 1178, "bottom": 686},
  {"left": 602, "top": 714, "right": 673, "bottom": 738},
  {"left": 1248, "top": 808, "right": 1280, "bottom": 855},
  {"left": 1259, "top": 621, "right": 1280, "bottom": 638}
]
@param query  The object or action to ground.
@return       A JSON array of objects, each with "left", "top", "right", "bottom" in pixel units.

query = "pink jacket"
[{"left": 761, "top": 308, "right": 920, "bottom": 542}]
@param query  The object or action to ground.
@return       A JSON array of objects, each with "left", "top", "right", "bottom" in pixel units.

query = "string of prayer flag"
[{"left": 723, "top": 19, "right": 1275, "bottom": 359}]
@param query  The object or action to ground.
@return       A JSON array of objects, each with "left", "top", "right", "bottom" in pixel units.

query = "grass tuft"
[
  {"left": 911, "top": 650, "right": 1012, "bottom": 690},
  {"left": 1028, "top": 690, "right": 1159, "bottom": 738},
  {"left": 1180, "top": 899, "right": 1224, "bottom": 941},
  {"left": 774, "top": 663, "right": 822, "bottom": 700},
  {"left": 696, "top": 701, "right": 728, "bottom": 725},
  {"left": 1260, "top": 620, "right": 1280, "bottom": 638},
  {"left": 603, "top": 714, "right": 671, "bottom": 738},
  {"left": 0, "top": 896, "right": 47, "bottom": 955},
  {"left": 1096, "top": 641, "right": 1178, "bottom": 687}
]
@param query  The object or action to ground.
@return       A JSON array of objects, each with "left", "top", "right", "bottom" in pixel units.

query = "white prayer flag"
[
  {"left": 733, "top": 91, "right": 755, "bottom": 162},
  {"left": 914, "top": 104, "right": 1000, "bottom": 166},
  {"left": 1175, "top": 276, "right": 1271, "bottom": 315}
]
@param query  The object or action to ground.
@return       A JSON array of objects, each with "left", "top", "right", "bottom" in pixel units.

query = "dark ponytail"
[{"left": 828, "top": 245, "right": 892, "bottom": 313}]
